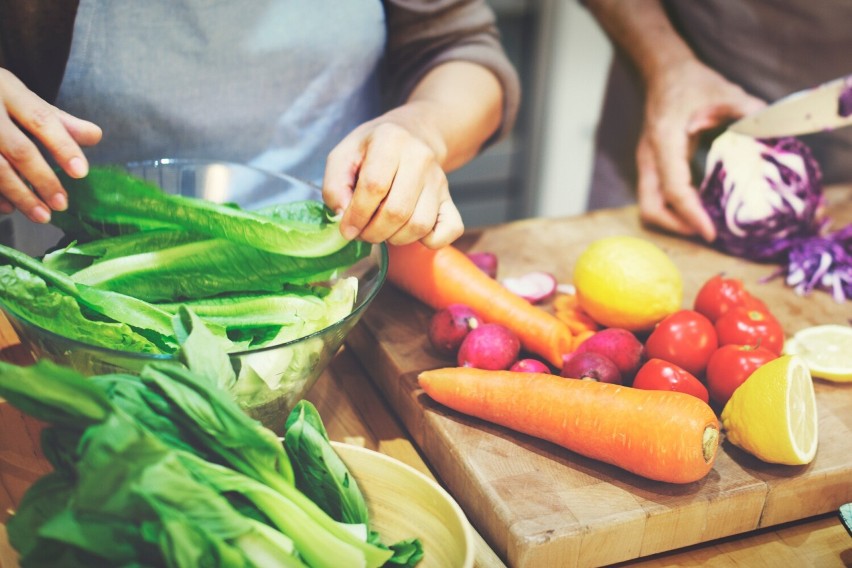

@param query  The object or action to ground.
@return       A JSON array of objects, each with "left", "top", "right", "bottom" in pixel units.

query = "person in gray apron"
[
  {"left": 0, "top": 0, "right": 520, "bottom": 252},
  {"left": 585, "top": 0, "right": 852, "bottom": 242}
]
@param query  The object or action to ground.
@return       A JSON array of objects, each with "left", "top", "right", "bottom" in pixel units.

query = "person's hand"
[
  {"left": 0, "top": 68, "right": 102, "bottom": 223},
  {"left": 636, "top": 59, "right": 765, "bottom": 241},
  {"left": 322, "top": 102, "right": 464, "bottom": 250}
]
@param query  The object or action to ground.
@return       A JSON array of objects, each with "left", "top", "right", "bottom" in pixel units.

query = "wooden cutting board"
[{"left": 346, "top": 187, "right": 852, "bottom": 567}]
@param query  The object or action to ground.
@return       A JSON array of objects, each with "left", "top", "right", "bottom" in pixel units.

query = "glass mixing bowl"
[{"left": 0, "top": 159, "right": 387, "bottom": 432}]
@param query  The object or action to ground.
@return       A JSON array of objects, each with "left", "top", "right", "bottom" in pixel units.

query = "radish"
[
  {"left": 467, "top": 252, "right": 498, "bottom": 279},
  {"left": 510, "top": 358, "right": 551, "bottom": 374},
  {"left": 501, "top": 271, "right": 558, "bottom": 304},
  {"left": 457, "top": 323, "right": 521, "bottom": 370},
  {"left": 428, "top": 304, "right": 480, "bottom": 358},
  {"left": 574, "top": 328, "right": 645, "bottom": 383},
  {"left": 561, "top": 351, "right": 623, "bottom": 385}
]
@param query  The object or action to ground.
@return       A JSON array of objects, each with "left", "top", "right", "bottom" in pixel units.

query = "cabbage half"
[{"left": 699, "top": 132, "right": 825, "bottom": 262}]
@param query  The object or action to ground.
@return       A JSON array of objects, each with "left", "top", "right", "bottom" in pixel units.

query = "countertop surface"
[
  {"left": 0, "top": 326, "right": 850, "bottom": 567},
  {"left": 2, "top": 187, "right": 852, "bottom": 567}
]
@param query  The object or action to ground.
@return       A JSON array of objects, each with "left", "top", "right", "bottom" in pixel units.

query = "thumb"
[{"left": 321, "top": 137, "right": 364, "bottom": 215}]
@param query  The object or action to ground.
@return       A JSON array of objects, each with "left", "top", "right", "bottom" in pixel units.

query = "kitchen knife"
[{"left": 728, "top": 74, "right": 852, "bottom": 138}]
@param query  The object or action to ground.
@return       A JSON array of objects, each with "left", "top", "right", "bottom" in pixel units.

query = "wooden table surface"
[
  {"left": 1, "top": 192, "right": 851, "bottom": 567},
  {"left": 2, "top": 334, "right": 849, "bottom": 567}
]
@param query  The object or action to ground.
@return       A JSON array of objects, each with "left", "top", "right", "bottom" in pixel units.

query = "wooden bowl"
[{"left": 333, "top": 442, "right": 475, "bottom": 568}]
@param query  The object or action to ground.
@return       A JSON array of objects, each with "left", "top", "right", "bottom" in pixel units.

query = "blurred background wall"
[{"left": 450, "top": 0, "right": 614, "bottom": 228}]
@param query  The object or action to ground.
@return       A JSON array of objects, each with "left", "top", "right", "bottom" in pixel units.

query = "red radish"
[
  {"left": 457, "top": 323, "right": 521, "bottom": 370},
  {"left": 561, "top": 351, "right": 622, "bottom": 384},
  {"left": 574, "top": 328, "right": 645, "bottom": 383},
  {"left": 501, "top": 271, "right": 558, "bottom": 304},
  {"left": 510, "top": 358, "right": 551, "bottom": 374},
  {"left": 428, "top": 304, "right": 480, "bottom": 358},
  {"left": 467, "top": 252, "right": 498, "bottom": 279}
]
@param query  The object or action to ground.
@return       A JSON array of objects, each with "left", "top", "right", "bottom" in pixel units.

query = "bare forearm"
[
  {"left": 585, "top": 0, "right": 695, "bottom": 83},
  {"left": 404, "top": 60, "right": 504, "bottom": 172}
]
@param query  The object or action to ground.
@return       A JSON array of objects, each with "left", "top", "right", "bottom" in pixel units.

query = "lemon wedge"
[
  {"left": 721, "top": 355, "right": 818, "bottom": 465},
  {"left": 782, "top": 324, "right": 852, "bottom": 382}
]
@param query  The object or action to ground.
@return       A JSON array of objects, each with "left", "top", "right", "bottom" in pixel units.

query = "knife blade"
[{"left": 728, "top": 74, "right": 852, "bottom": 138}]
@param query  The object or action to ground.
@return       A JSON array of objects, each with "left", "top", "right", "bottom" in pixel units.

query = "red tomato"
[
  {"left": 632, "top": 358, "right": 710, "bottom": 403},
  {"left": 714, "top": 307, "right": 785, "bottom": 354},
  {"left": 644, "top": 310, "right": 718, "bottom": 377},
  {"left": 693, "top": 274, "right": 769, "bottom": 323},
  {"left": 705, "top": 344, "right": 778, "bottom": 407}
]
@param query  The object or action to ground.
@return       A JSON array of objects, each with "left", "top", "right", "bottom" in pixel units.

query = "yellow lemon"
[
  {"left": 572, "top": 235, "right": 682, "bottom": 331},
  {"left": 721, "top": 355, "right": 818, "bottom": 465},
  {"left": 782, "top": 324, "right": 852, "bottom": 382}
]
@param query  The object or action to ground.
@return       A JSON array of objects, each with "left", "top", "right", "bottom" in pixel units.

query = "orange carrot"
[
  {"left": 418, "top": 367, "right": 719, "bottom": 484},
  {"left": 570, "top": 329, "right": 596, "bottom": 352},
  {"left": 559, "top": 312, "right": 601, "bottom": 335},
  {"left": 388, "top": 242, "right": 573, "bottom": 367},
  {"left": 553, "top": 292, "right": 601, "bottom": 335},
  {"left": 552, "top": 293, "right": 579, "bottom": 311}
]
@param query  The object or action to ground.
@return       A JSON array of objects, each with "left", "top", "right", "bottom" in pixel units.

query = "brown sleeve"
[
  {"left": 382, "top": 0, "right": 521, "bottom": 146},
  {"left": 0, "top": 1, "right": 79, "bottom": 103}
]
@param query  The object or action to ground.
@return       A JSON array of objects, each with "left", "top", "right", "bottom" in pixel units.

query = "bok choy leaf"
[
  {"left": 0, "top": 313, "right": 403, "bottom": 568},
  {"left": 0, "top": 243, "right": 185, "bottom": 346},
  {"left": 68, "top": 237, "right": 369, "bottom": 302},
  {"left": 58, "top": 167, "right": 351, "bottom": 257},
  {"left": 284, "top": 400, "right": 369, "bottom": 525},
  {"left": 42, "top": 228, "right": 204, "bottom": 273},
  {"left": 0, "top": 264, "right": 167, "bottom": 353}
]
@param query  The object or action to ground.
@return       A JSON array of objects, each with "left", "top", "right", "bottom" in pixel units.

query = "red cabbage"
[
  {"left": 700, "top": 133, "right": 826, "bottom": 262},
  {"left": 764, "top": 224, "right": 852, "bottom": 303},
  {"left": 838, "top": 75, "right": 852, "bottom": 118}
]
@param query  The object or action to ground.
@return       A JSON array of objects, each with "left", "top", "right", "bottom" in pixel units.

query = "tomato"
[
  {"left": 715, "top": 307, "right": 785, "bottom": 354},
  {"left": 693, "top": 274, "right": 769, "bottom": 323},
  {"left": 632, "top": 358, "right": 709, "bottom": 403},
  {"left": 705, "top": 344, "right": 778, "bottom": 407},
  {"left": 644, "top": 309, "right": 718, "bottom": 377}
]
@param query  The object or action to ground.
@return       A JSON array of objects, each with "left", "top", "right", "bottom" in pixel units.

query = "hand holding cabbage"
[{"left": 699, "top": 131, "right": 850, "bottom": 302}]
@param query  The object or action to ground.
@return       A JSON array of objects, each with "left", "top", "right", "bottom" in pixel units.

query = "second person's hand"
[
  {"left": 0, "top": 68, "right": 102, "bottom": 223},
  {"left": 636, "top": 59, "right": 765, "bottom": 242}
]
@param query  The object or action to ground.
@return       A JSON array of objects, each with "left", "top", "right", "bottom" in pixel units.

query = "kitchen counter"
[
  {"left": 1, "top": 328, "right": 849, "bottom": 567},
  {"left": 1, "top": 186, "right": 851, "bottom": 566}
]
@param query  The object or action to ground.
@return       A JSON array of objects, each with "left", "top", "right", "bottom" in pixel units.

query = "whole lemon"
[{"left": 573, "top": 236, "right": 682, "bottom": 332}]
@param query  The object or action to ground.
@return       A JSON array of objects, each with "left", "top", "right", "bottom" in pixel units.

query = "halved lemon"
[
  {"left": 783, "top": 324, "right": 852, "bottom": 382},
  {"left": 721, "top": 355, "right": 818, "bottom": 465}
]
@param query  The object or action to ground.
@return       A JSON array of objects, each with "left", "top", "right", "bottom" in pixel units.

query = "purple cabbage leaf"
[{"left": 763, "top": 224, "right": 852, "bottom": 303}]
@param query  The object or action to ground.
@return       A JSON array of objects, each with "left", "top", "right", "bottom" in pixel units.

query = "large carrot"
[
  {"left": 387, "top": 242, "right": 573, "bottom": 367},
  {"left": 418, "top": 367, "right": 719, "bottom": 484}
]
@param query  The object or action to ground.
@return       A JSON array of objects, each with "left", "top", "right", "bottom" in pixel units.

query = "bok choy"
[
  {"left": 0, "top": 313, "right": 420, "bottom": 567},
  {"left": 56, "top": 167, "right": 350, "bottom": 257}
]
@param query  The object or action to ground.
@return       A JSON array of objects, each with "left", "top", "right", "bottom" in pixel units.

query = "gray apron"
[
  {"left": 3, "top": 0, "right": 386, "bottom": 254},
  {"left": 56, "top": 0, "right": 386, "bottom": 189}
]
